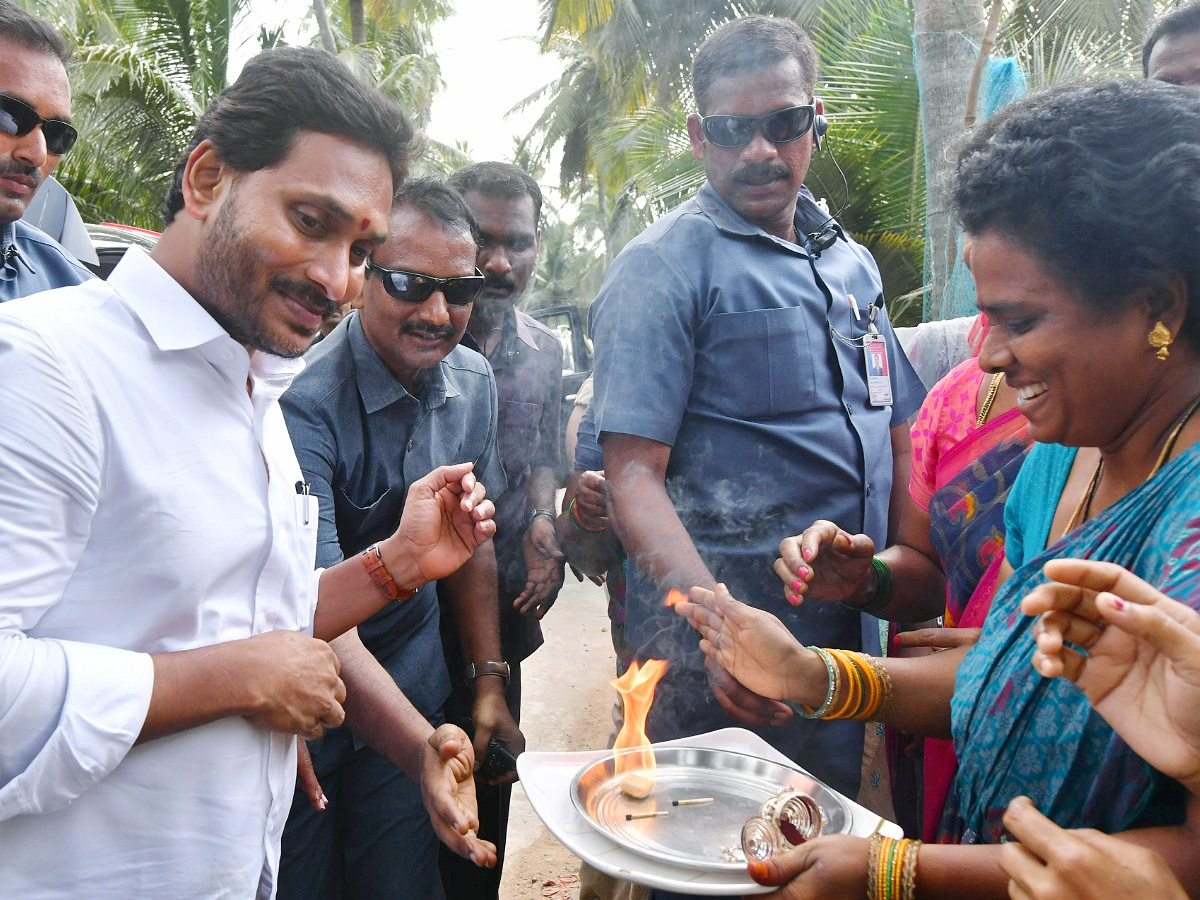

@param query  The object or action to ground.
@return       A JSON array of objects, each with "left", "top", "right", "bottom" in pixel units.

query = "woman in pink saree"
[{"left": 907, "top": 351, "right": 1029, "bottom": 839}]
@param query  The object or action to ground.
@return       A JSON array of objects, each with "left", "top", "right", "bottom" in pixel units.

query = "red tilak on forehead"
[{"left": 360, "top": 218, "right": 371, "bottom": 231}]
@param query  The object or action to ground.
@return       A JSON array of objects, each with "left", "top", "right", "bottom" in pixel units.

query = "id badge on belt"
[{"left": 863, "top": 308, "right": 893, "bottom": 407}]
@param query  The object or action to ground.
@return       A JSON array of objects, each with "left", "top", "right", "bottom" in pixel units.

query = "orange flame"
[
  {"left": 611, "top": 658, "right": 669, "bottom": 779},
  {"left": 664, "top": 589, "right": 687, "bottom": 607}
]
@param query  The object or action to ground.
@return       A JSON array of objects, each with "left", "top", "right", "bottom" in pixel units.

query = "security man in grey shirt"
[{"left": 279, "top": 178, "right": 523, "bottom": 900}]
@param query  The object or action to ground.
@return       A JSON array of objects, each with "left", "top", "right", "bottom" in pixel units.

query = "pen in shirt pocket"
[{"left": 296, "top": 480, "right": 311, "bottom": 525}]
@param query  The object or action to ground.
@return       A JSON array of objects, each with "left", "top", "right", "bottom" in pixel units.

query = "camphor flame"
[
  {"left": 611, "top": 658, "right": 669, "bottom": 779},
  {"left": 664, "top": 589, "right": 688, "bottom": 608}
]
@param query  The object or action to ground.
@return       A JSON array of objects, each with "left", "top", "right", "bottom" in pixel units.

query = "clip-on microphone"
[
  {"left": 803, "top": 225, "right": 838, "bottom": 256},
  {"left": 802, "top": 106, "right": 840, "bottom": 257}
]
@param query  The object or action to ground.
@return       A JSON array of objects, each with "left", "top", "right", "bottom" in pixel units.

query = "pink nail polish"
[
  {"left": 788, "top": 592, "right": 801, "bottom": 606},
  {"left": 791, "top": 580, "right": 803, "bottom": 592},
  {"left": 798, "top": 566, "right": 810, "bottom": 578},
  {"left": 1110, "top": 596, "right": 1126, "bottom": 611},
  {"left": 802, "top": 547, "right": 813, "bottom": 561}
]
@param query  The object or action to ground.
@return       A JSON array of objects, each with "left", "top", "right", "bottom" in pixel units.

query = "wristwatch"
[
  {"left": 526, "top": 507, "right": 556, "bottom": 531},
  {"left": 465, "top": 660, "right": 511, "bottom": 687}
]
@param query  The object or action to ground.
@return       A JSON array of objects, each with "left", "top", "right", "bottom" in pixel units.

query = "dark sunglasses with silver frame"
[
  {"left": 700, "top": 104, "right": 816, "bottom": 149},
  {"left": 0, "top": 93, "right": 78, "bottom": 156},
  {"left": 366, "top": 260, "right": 485, "bottom": 307}
]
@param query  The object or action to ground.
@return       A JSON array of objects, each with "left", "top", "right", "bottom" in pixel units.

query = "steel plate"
[{"left": 570, "top": 746, "right": 852, "bottom": 872}]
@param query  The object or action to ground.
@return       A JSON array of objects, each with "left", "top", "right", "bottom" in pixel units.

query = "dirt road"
[{"left": 500, "top": 573, "right": 616, "bottom": 900}]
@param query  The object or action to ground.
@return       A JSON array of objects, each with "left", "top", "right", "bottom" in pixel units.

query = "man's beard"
[
  {"left": 473, "top": 275, "right": 522, "bottom": 327},
  {"left": 193, "top": 189, "right": 333, "bottom": 358}
]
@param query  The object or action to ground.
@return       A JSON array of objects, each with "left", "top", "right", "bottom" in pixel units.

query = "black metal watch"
[
  {"left": 526, "top": 507, "right": 556, "bottom": 531},
  {"left": 465, "top": 660, "right": 511, "bottom": 687}
]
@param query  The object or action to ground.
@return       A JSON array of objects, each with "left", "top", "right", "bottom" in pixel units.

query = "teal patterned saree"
[{"left": 939, "top": 441, "right": 1200, "bottom": 843}]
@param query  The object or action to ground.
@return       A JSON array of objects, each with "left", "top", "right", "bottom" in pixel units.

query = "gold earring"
[{"left": 1148, "top": 320, "right": 1173, "bottom": 361}]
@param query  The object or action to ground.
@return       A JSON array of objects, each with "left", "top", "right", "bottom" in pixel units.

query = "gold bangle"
[
  {"left": 853, "top": 652, "right": 881, "bottom": 719},
  {"left": 834, "top": 650, "right": 891, "bottom": 721},
  {"left": 845, "top": 651, "right": 876, "bottom": 719},
  {"left": 809, "top": 649, "right": 892, "bottom": 722},
  {"left": 867, "top": 832, "right": 884, "bottom": 900},
  {"left": 881, "top": 837, "right": 899, "bottom": 900},
  {"left": 895, "top": 839, "right": 909, "bottom": 900},
  {"left": 360, "top": 543, "right": 418, "bottom": 602},
  {"left": 863, "top": 655, "right": 883, "bottom": 718},
  {"left": 825, "top": 649, "right": 859, "bottom": 719},
  {"left": 901, "top": 839, "right": 921, "bottom": 900},
  {"left": 871, "top": 654, "right": 895, "bottom": 718}
]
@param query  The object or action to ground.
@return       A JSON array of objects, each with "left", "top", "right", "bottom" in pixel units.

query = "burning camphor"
[{"left": 612, "top": 657, "right": 669, "bottom": 799}]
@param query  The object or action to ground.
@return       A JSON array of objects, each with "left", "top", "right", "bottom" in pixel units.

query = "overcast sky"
[
  {"left": 245, "top": 0, "right": 561, "bottom": 159},
  {"left": 241, "top": 0, "right": 563, "bottom": 187},
  {"left": 426, "top": 0, "right": 563, "bottom": 162}
]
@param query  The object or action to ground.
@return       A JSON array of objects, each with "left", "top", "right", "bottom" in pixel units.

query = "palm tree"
[
  {"left": 311, "top": 0, "right": 450, "bottom": 128},
  {"left": 33, "top": 0, "right": 247, "bottom": 229},
  {"left": 525, "top": 0, "right": 930, "bottom": 310},
  {"left": 525, "top": 0, "right": 1174, "bottom": 319},
  {"left": 26, "top": 0, "right": 451, "bottom": 229}
]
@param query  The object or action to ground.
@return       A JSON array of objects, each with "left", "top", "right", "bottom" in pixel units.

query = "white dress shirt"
[{"left": 0, "top": 247, "right": 319, "bottom": 899}]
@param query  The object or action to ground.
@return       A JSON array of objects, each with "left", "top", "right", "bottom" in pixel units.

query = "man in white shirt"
[{"left": 0, "top": 47, "right": 497, "bottom": 899}]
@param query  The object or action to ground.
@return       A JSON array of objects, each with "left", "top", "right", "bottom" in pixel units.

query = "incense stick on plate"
[{"left": 625, "top": 810, "right": 670, "bottom": 821}]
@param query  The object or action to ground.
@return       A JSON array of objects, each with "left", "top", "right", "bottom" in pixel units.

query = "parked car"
[
  {"left": 84, "top": 223, "right": 159, "bottom": 278},
  {"left": 529, "top": 303, "right": 591, "bottom": 403},
  {"left": 529, "top": 303, "right": 592, "bottom": 479}
]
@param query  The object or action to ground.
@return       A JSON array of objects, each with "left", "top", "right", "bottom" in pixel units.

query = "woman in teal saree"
[
  {"left": 672, "top": 78, "right": 1200, "bottom": 900},
  {"left": 942, "top": 436, "right": 1200, "bottom": 843}
]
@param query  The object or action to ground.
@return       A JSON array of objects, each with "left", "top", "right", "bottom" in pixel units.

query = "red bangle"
[
  {"left": 361, "top": 543, "right": 417, "bottom": 601},
  {"left": 569, "top": 497, "right": 607, "bottom": 533}
]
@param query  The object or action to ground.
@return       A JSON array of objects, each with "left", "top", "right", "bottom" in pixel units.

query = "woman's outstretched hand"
[
  {"left": 1021, "top": 557, "right": 1200, "bottom": 795},
  {"left": 673, "top": 583, "right": 826, "bottom": 709}
]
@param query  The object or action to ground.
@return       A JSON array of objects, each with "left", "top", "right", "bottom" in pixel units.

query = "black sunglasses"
[
  {"left": 0, "top": 94, "right": 78, "bottom": 156},
  {"left": 700, "top": 104, "right": 815, "bottom": 149},
  {"left": 367, "top": 261, "right": 485, "bottom": 306}
]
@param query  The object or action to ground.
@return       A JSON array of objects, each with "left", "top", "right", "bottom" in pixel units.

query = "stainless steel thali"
[{"left": 570, "top": 746, "right": 852, "bottom": 872}]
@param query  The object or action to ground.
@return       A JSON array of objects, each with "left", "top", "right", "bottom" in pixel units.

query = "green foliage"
[
  {"left": 524, "top": 0, "right": 928, "bottom": 304},
  {"left": 23, "top": 0, "right": 245, "bottom": 228},
  {"left": 522, "top": 0, "right": 1179, "bottom": 317},
  {"left": 25, "top": 0, "right": 448, "bottom": 228}
]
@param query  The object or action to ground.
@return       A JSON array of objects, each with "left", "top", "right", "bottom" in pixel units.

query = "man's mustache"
[
  {"left": 401, "top": 323, "right": 456, "bottom": 340},
  {"left": 732, "top": 162, "right": 789, "bottom": 185},
  {"left": 271, "top": 276, "right": 335, "bottom": 318},
  {"left": 0, "top": 160, "right": 42, "bottom": 187},
  {"left": 482, "top": 275, "right": 516, "bottom": 294}
]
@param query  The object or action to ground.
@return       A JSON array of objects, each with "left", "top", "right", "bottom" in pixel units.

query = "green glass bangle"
[
  {"left": 567, "top": 497, "right": 607, "bottom": 534},
  {"left": 841, "top": 556, "right": 894, "bottom": 615},
  {"left": 788, "top": 646, "right": 837, "bottom": 719}
]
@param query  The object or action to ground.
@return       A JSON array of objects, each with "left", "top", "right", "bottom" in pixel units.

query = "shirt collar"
[
  {"left": 512, "top": 307, "right": 540, "bottom": 350},
  {"left": 346, "top": 311, "right": 454, "bottom": 414},
  {"left": 109, "top": 245, "right": 304, "bottom": 396},
  {"left": 464, "top": 306, "right": 537, "bottom": 356},
  {"left": 695, "top": 181, "right": 844, "bottom": 249},
  {"left": 110, "top": 246, "right": 232, "bottom": 351}
]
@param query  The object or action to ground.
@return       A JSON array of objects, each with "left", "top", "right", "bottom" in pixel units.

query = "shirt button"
[
  {"left": 865, "top": 482, "right": 872, "bottom": 496},
  {"left": 407, "top": 440, "right": 414, "bottom": 451}
]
